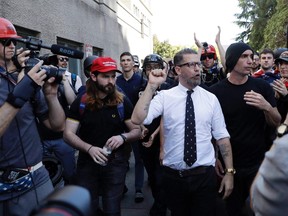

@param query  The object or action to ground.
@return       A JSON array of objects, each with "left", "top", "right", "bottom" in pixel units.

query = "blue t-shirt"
[
  {"left": 0, "top": 68, "right": 50, "bottom": 200},
  {"left": 116, "top": 73, "right": 146, "bottom": 106}
]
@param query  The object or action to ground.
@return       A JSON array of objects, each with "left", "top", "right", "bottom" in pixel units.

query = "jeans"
[
  {"left": 131, "top": 141, "right": 144, "bottom": 191},
  {"left": 75, "top": 150, "right": 129, "bottom": 216},
  {"left": 42, "top": 138, "right": 76, "bottom": 182},
  {"left": 0, "top": 179, "right": 53, "bottom": 216}
]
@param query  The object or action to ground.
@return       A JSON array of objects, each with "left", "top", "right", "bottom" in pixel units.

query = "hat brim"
[
  {"left": 93, "top": 69, "right": 122, "bottom": 74},
  {"left": 275, "top": 57, "right": 288, "bottom": 64}
]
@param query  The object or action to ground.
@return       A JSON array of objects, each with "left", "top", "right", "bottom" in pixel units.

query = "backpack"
[
  {"left": 71, "top": 73, "right": 77, "bottom": 89},
  {"left": 79, "top": 93, "right": 124, "bottom": 122}
]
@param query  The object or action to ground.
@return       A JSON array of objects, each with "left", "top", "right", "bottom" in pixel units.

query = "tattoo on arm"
[{"left": 218, "top": 142, "right": 231, "bottom": 159}]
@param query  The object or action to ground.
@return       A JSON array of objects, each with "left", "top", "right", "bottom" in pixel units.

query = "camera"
[
  {"left": 15, "top": 36, "right": 84, "bottom": 84},
  {"left": 25, "top": 50, "right": 65, "bottom": 84},
  {"left": 30, "top": 185, "right": 91, "bottom": 216}
]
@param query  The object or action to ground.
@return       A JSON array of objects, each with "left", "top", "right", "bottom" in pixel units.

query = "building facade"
[{"left": 0, "top": 0, "right": 153, "bottom": 81}]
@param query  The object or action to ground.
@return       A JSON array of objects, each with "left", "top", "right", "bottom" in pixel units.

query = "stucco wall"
[{"left": 0, "top": 0, "right": 152, "bottom": 76}]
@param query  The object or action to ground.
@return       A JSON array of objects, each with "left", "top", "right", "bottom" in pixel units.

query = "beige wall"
[{"left": 0, "top": 0, "right": 153, "bottom": 79}]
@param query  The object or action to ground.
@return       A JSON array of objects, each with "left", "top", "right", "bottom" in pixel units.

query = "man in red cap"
[
  {"left": 64, "top": 56, "right": 141, "bottom": 215},
  {"left": 0, "top": 17, "right": 65, "bottom": 215}
]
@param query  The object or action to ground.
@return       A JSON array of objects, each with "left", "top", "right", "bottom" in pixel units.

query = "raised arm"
[
  {"left": 194, "top": 33, "right": 204, "bottom": 59},
  {"left": 131, "top": 69, "right": 167, "bottom": 125},
  {"left": 215, "top": 26, "right": 226, "bottom": 71}
]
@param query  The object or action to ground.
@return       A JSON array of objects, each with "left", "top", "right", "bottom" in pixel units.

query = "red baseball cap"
[{"left": 91, "top": 57, "right": 122, "bottom": 73}]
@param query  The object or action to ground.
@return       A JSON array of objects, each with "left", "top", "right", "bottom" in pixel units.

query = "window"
[{"left": 57, "top": 37, "right": 83, "bottom": 77}]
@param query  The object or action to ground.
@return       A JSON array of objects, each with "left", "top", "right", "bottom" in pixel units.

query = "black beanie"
[{"left": 225, "top": 42, "right": 253, "bottom": 72}]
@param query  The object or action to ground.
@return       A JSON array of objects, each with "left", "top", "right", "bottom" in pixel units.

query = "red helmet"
[
  {"left": 201, "top": 42, "right": 217, "bottom": 60},
  {"left": 0, "top": 17, "right": 21, "bottom": 39}
]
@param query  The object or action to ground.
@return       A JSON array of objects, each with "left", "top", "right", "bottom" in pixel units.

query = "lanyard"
[{"left": 0, "top": 66, "right": 17, "bottom": 86}]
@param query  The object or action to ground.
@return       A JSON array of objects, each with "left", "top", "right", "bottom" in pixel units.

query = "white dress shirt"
[{"left": 143, "top": 83, "right": 230, "bottom": 170}]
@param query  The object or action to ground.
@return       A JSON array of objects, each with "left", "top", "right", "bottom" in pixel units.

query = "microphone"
[
  {"left": 50, "top": 44, "right": 84, "bottom": 59},
  {"left": 14, "top": 37, "right": 84, "bottom": 59}
]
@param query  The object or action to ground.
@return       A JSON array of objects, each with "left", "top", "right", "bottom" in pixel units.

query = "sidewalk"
[{"left": 121, "top": 154, "right": 154, "bottom": 216}]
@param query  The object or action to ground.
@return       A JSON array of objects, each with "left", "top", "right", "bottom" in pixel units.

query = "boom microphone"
[
  {"left": 14, "top": 37, "right": 84, "bottom": 59},
  {"left": 50, "top": 44, "right": 84, "bottom": 59}
]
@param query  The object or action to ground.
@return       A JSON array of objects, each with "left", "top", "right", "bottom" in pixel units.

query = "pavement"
[
  {"left": 120, "top": 153, "right": 171, "bottom": 216},
  {"left": 120, "top": 153, "right": 154, "bottom": 216}
]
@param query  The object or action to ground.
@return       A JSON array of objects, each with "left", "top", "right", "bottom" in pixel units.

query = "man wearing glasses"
[
  {"left": 57, "top": 55, "right": 82, "bottom": 94},
  {"left": 0, "top": 17, "right": 65, "bottom": 215},
  {"left": 132, "top": 48, "right": 234, "bottom": 216},
  {"left": 196, "top": 27, "right": 227, "bottom": 87},
  {"left": 37, "top": 54, "right": 82, "bottom": 186}
]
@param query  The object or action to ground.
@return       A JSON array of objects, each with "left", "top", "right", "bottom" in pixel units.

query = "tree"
[
  {"left": 262, "top": 0, "right": 288, "bottom": 49},
  {"left": 235, "top": 0, "right": 278, "bottom": 50},
  {"left": 153, "top": 35, "right": 183, "bottom": 59}
]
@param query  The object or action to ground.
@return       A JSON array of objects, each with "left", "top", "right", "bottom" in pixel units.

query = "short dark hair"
[
  {"left": 120, "top": 52, "right": 134, "bottom": 61},
  {"left": 173, "top": 48, "right": 197, "bottom": 66},
  {"left": 260, "top": 48, "right": 274, "bottom": 59}
]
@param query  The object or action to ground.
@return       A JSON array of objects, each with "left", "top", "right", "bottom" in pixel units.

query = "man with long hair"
[{"left": 64, "top": 57, "right": 141, "bottom": 215}]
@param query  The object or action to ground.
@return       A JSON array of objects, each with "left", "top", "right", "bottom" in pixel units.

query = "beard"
[{"left": 95, "top": 81, "right": 115, "bottom": 95}]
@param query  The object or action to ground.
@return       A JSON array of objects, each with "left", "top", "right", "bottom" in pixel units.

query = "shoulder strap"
[
  {"left": 78, "top": 93, "right": 124, "bottom": 122},
  {"left": 71, "top": 73, "right": 77, "bottom": 89},
  {"left": 117, "top": 102, "right": 124, "bottom": 122},
  {"left": 79, "top": 93, "right": 87, "bottom": 116}
]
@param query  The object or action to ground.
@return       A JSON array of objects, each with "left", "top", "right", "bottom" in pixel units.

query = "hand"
[
  {"left": 22, "top": 60, "right": 47, "bottom": 86},
  {"left": 16, "top": 48, "right": 30, "bottom": 67},
  {"left": 142, "top": 134, "right": 154, "bottom": 148},
  {"left": 88, "top": 146, "right": 108, "bottom": 164},
  {"left": 194, "top": 33, "right": 203, "bottom": 48},
  {"left": 42, "top": 76, "right": 61, "bottom": 99},
  {"left": 271, "top": 79, "right": 288, "bottom": 97},
  {"left": 218, "top": 173, "right": 234, "bottom": 199},
  {"left": 140, "top": 126, "right": 149, "bottom": 139},
  {"left": 215, "top": 26, "right": 221, "bottom": 44},
  {"left": 215, "top": 158, "right": 225, "bottom": 178},
  {"left": 105, "top": 135, "right": 125, "bottom": 150},
  {"left": 148, "top": 69, "right": 167, "bottom": 87},
  {"left": 244, "top": 90, "right": 271, "bottom": 111}
]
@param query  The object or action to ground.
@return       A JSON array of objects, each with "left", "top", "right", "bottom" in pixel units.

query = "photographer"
[{"left": 0, "top": 17, "right": 65, "bottom": 216}]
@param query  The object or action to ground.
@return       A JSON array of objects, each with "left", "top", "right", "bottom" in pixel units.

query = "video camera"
[
  {"left": 30, "top": 185, "right": 91, "bottom": 216},
  {"left": 15, "top": 36, "right": 84, "bottom": 84}
]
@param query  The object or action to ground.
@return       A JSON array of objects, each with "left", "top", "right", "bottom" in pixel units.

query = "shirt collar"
[{"left": 177, "top": 83, "right": 200, "bottom": 94}]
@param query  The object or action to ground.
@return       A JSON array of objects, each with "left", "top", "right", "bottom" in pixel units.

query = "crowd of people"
[{"left": 1, "top": 16, "right": 288, "bottom": 216}]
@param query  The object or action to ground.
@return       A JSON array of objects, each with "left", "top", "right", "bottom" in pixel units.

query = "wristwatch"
[
  {"left": 277, "top": 123, "right": 288, "bottom": 137},
  {"left": 225, "top": 168, "right": 236, "bottom": 175}
]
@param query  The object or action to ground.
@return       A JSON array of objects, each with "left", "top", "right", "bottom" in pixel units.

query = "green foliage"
[
  {"left": 153, "top": 35, "right": 184, "bottom": 59},
  {"left": 262, "top": 0, "right": 288, "bottom": 49},
  {"left": 235, "top": 0, "right": 288, "bottom": 50}
]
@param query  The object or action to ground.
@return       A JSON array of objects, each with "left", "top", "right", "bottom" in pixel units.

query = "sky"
[{"left": 151, "top": 0, "right": 243, "bottom": 48}]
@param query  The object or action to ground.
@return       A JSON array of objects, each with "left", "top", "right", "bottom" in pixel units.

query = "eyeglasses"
[
  {"left": 0, "top": 39, "right": 17, "bottom": 46},
  {"left": 58, "top": 57, "right": 69, "bottom": 62},
  {"left": 200, "top": 54, "right": 214, "bottom": 61},
  {"left": 177, "top": 61, "right": 202, "bottom": 69}
]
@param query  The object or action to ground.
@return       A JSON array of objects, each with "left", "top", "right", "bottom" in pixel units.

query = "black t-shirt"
[
  {"left": 209, "top": 77, "right": 277, "bottom": 168},
  {"left": 67, "top": 93, "right": 133, "bottom": 149}
]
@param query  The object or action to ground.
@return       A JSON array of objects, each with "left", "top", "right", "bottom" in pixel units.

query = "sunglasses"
[
  {"left": 200, "top": 54, "right": 214, "bottom": 61},
  {"left": 0, "top": 39, "right": 17, "bottom": 46},
  {"left": 58, "top": 57, "right": 69, "bottom": 62}
]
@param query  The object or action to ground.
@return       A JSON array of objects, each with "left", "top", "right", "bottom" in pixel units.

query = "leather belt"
[{"left": 163, "top": 165, "right": 210, "bottom": 178}]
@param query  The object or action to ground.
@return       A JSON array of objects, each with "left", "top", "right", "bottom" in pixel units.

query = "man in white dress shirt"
[{"left": 132, "top": 48, "right": 234, "bottom": 216}]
